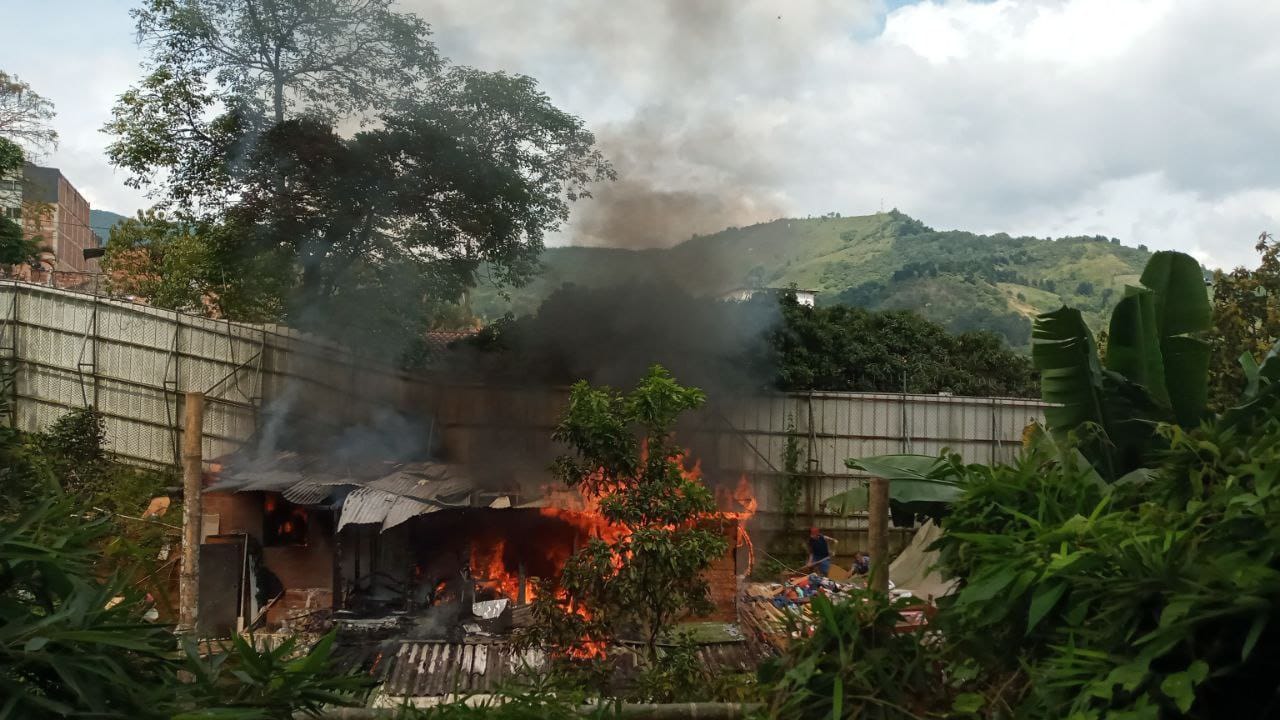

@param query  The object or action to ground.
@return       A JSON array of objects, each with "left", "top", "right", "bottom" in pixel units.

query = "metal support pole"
[
  {"left": 868, "top": 477, "right": 890, "bottom": 594},
  {"left": 178, "top": 391, "right": 205, "bottom": 632}
]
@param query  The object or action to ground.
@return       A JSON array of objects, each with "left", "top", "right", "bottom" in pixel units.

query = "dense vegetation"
[
  {"left": 469, "top": 211, "right": 1154, "bottom": 348},
  {"left": 1207, "top": 233, "right": 1280, "bottom": 410},
  {"left": 772, "top": 250, "right": 1280, "bottom": 718},
  {"left": 0, "top": 392, "right": 369, "bottom": 718},
  {"left": 445, "top": 284, "right": 1038, "bottom": 397}
]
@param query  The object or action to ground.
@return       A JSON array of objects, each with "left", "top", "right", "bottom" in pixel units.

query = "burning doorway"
[{"left": 339, "top": 509, "right": 585, "bottom": 617}]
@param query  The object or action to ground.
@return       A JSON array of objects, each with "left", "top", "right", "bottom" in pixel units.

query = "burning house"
[{"left": 197, "top": 447, "right": 755, "bottom": 640}]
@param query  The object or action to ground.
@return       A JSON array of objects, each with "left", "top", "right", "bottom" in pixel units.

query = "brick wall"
[
  {"left": 698, "top": 523, "right": 742, "bottom": 622},
  {"left": 704, "top": 553, "right": 740, "bottom": 622},
  {"left": 202, "top": 491, "right": 336, "bottom": 628}
]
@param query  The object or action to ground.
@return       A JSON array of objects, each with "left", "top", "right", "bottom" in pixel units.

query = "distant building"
[
  {"left": 720, "top": 287, "right": 818, "bottom": 307},
  {"left": 20, "top": 164, "right": 100, "bottom": 273}
]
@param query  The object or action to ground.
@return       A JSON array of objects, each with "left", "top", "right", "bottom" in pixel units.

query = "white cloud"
[
  {"left": 10, "top": 0, "right": 1280, "bottom": 267},
  {"left": 411, "top": 0, "right": 1280, "bottom": 264}
]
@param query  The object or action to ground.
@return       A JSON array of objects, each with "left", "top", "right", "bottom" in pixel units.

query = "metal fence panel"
[{"left": 1, "top": 282, "right": 1050, "bottom": 534}]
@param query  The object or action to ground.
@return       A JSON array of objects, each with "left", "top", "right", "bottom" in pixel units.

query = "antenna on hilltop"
[{"left": 879, "top": 198, "right": 884, "bottom": 213}]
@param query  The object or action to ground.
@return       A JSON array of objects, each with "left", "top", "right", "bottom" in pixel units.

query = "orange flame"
[
  {"left": 459, "top": 448, "right": 755, "bottom": 660},
  {"left": 718, "top": 475, "right": 758, "bottom": 576},
  {"left": 470, "top": 536, "right": 528, "bottom": 602}
]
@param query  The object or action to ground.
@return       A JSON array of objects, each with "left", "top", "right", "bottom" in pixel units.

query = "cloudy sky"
[{"left": 5, "top": 0, "right": 1279, "bottom": 268}]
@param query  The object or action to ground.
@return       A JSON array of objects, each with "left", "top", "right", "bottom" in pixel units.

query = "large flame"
[
  {"left": 462, "top": 448, "right": 757, "bottom": 659},
  {"left": 469, "top": 536, "right": 526, "bottom": 602}
]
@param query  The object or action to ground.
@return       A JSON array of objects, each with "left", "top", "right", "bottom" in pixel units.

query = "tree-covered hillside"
[
  {"left": 89, "top": 209, "right": 129, "bottom": 241},
  {"left": 470, "top": 211, "right": 1153, "bottom": 348}
]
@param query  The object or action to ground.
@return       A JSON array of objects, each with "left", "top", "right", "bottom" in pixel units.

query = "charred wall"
[{"left": 203, "top": 490, "right": 337, "bottom": 628}]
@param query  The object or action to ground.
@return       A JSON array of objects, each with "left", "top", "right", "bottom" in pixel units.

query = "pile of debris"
[
  {"left": 762, "top": 573, "right": 859, "bottom": 609},
  {"left": 740, "top": 574, "right": 934, "bottom": 652}
]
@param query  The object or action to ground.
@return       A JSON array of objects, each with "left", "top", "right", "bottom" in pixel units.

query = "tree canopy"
[
  {"left": 768, "top": 295, "right": 1039, "bottom": 397},
  {"left": 446, "top": 284, "right": 1039, "bottom": 398},
  {"left": 0, "top": 70, "right": 57, "bottom": 153},
  {"left": 107, "top": 0, "right": 443, "bottom": 214},
  {"left": 103, "top": 0, "right": 613, "bottom": 365},
  {"left": 1208, "top": 233, "right": 1280, "bottom": 410}
]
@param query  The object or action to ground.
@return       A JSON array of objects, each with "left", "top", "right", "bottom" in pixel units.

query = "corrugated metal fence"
[{"left": 0, "top": 281, "right": 1048, "bottom": 540}]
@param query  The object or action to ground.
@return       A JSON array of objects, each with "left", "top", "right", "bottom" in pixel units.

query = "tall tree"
[
  {"left": 106, "top": 0, "right": 441, "bottom": 213},
  {"left": 0, "top": 71, "right": 57, "bottom": 153},
  {"left": 0, "top": 139, "right": 38, "bottom": 267},
  {"left": 105, "top": 1, "right": 613, "bottom": 363},
  {"left": 206, "top": 72, "right": 610, "bottom": 362},
  {"left": 135, "top": 0, "right": 440, "bottom": 123},
  {"left": 1208, "top": 233, "right": 1280, "bottom": 409}
]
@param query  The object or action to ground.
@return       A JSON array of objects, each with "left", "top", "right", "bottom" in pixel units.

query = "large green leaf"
[
  {"left": 1032, "top": 307, "right": 1108, "bottom": 437},
  {"left": 828, "top": 454, "right": 963, "bottom": 512},
  {"left": 1105, "top": 287, "right": 1169, "bottom": 407},
  {"left": 1139, "top": 251, "right": 1212, "bottom": 425},
  {"left": 1139, "top": 251, "right": 1211, "bottom": 337},
  {"left": 1223, "top": 340, "right": 1280, "bottom": 430},
  {"left": 845, "top": 454, "right": 958, "bottom": 482},
  {"left": 1162, "top": 335, "right": 1211, "bottom": 426},
  {"left": 1034, "top": 306, "right": 1167, "bottom": 478}
]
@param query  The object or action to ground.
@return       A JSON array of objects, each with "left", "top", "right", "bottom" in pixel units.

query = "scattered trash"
[
  {"left": 156, "top": 542, "right": 171, "bottom": 561},
  {"left": 143, "top": 496, "right": 170, "bottom": 518}
]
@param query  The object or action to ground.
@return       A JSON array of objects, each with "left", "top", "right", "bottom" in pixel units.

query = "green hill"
[
  {"left": 89, "top": 209, "right": 129, "bottom": 241},
  {"left": 470, "top": 211, "right": 1153, "bottom": 348}
]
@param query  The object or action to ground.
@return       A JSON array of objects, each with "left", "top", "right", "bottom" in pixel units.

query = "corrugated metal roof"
[
  {"left": 382, "top": 641, "right": 542, "bottom": 696},
  {"left": 374, "top": 640, "right": 764, "bottom": 698},
  {"left": 282, "top": 480, "right": 351, "bottom": 505},
  {"left": 211, "top": 455, "right": 477, "bottom": 528},
  {"left": 381, "top": 492, "right": 442, "bottom": 531},
  {"left": 211, "top": 452, "right": 408, "bottom": 493},
  {"left": 336, "top": 487, "right": 421, "bottom": 531},
  {"left": 424, "top": 330, "right": 479, "bottom": 355},
  {"left": 333, "top": 464, "right": 479, "bottom": 532},
  {"left": 368, "top": 464, "right": 472, "bottom": 503}
]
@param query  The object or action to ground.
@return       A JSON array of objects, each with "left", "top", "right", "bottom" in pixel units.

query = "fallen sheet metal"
[
  {"left": 889, "top": 520, "right": 957, "bottom": 603},
  {"left": 337, "top": 487, "right": 435, "bottom": 532}
]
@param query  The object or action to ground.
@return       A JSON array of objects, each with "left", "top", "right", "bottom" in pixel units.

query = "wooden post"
[
  {"left": 178, "top": 392, "right": 205, "bottom": 632},
  {"left": 867, "top": 477, "right": 890, "bottom": 594}
]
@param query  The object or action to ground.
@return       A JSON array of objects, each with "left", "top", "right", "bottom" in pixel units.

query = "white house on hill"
[{"left": 720, "top": 287, "right": 817, "bottom": 307}]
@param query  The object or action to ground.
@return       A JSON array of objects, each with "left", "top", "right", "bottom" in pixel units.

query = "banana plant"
[
  {"left": 1032, "top": 251, "right": 1211, "bottom": 479},
  {"left": 1223, "top": 339, "right": 1280, "bottom": 430},
  {"left": 827, "top": 454, "right": 964, "bottom": 521},
  {"left": 830, "top": 251, "right": 1212, "bottom": 514}
]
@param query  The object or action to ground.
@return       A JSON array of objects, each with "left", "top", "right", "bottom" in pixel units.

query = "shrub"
[{"left": 758, "top": 591, "right": 953, "bottom": 719}]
